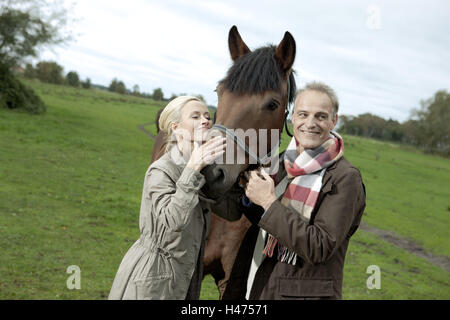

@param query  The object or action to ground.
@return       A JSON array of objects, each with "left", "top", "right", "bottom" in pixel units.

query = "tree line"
[
  {"left": 2, "top": 2, "right": 447, "bottom": 155},
  {"left": 23, "top": 61, "right": 91, "bottom": 88},
  {"left": 21, "top": 59, "right": 209, "bottom": 104},
  {"left": 338, "top": 89, "right": 450, "bottom": 156},
  {"left": 22, "top": 60, "right": 170, "bottom": 101},
  {"left": 106, "top": 79, "right": 206, "bottom": 103}
]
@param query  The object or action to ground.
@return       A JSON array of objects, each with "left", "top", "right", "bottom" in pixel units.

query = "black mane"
[{"left": 219, "top": 45, "right": 296, "bottom": 104}]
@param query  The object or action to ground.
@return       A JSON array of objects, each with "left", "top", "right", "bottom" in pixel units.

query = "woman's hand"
[
  {"left": 186, "top": 136, "right": 227, "bottom": 172},
  {"left": 244, "top": 169, "right": 277, "bottom": 211}
]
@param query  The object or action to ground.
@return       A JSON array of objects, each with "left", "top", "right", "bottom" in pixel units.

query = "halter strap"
[
  {"left": 211, "top": 124, "right": 280, "bottom": 165},
  {"left": 284, "top": 78, "right": 294, "bottom": 137},
  {"left": 212, "top": 76, "right": 293, "bottom": 165}
]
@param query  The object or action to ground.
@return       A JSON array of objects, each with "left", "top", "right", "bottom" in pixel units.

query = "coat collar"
[{"left": 168, "top": 145, "right": 188, "bottom": 166}]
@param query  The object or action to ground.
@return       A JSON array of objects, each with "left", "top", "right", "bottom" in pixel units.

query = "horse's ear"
[
  {"left": 228, "top": 25, "right": 251, "bottom": 61},
  {"left": 275, "top": 31, "right": 296, "bottom": 75}
]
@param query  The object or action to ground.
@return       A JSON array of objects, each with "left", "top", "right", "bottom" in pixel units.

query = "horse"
[
  {"left": 151, "top": 108, "right": 166, "bottom": 163},
  {"left": 150, "top": 25, "right": 296, "bottom": 298}
]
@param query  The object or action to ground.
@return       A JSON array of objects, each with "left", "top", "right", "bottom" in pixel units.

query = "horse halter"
[
  {"left": 284, "top": 79, "right": 294, "bottom": 137},
  {"left": 211, "top": 78, "right": 293, "bottom": 165}
]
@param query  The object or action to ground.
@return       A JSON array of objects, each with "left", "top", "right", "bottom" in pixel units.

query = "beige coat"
[{"left": 108, "top": 147, "right": 241, "bottom": 300}]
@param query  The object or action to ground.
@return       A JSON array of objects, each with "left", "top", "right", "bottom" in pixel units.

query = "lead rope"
[{"left": 284, "top": 77, "right": 293, "bottom": 137}]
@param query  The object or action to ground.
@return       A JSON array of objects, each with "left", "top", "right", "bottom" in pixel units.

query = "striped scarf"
[{"left": 263, "top": 130, "right": 344, "bottom": 265}]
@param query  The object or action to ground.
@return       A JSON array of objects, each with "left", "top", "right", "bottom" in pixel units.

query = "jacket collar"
[
  {"left": 168, "top": 145, "right": 187, "bottom": 166},
  {"left": 321, "top": 158, "right": 342, "bottom": 189}
]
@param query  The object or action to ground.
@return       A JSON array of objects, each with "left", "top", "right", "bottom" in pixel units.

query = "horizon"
[{"left": 36, "top": 0, "right": 450, "bottom": 122}]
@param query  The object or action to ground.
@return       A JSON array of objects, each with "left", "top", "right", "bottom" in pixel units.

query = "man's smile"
[{"left": 299, "top": 129, "right": 321, "bottom": 135}]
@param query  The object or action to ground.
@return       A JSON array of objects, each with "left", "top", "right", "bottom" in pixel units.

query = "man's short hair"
[{"left": 295, "top": 81, "right": 339, "bottom": 116}]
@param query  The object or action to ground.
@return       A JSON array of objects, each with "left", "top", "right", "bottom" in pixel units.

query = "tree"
[
  {"left": 411, "top": 90, "right": 450, "bottom": 154},
  {"left": 400, "top": 119, "right": 420, "bottom": 145},
  {"left": 338, "top": 113, "right": 403, "bottom": 141},
  {"left": 108, "top": 78, "right": 126, "bottom": 94},
  {"left": 116, "top": 81, "right": 126, "bottom": 94},
  {"left": 24, "top": 63, "right": 36, "bottom": 79},
  {"left": 0, "top": 1, "right": 73, "bottom": 114},
  {"left": 384, "top": 118, "right": 403, "bottom": 142},
  {"left": 65, "top": 71, "right": 80, "bottom": 87},
  {"left": 81, "top": 78, "right": 91, "bottom": 89},
  {"left": 0, "top": 0, "right": 72, "bottom": 68},
  {"left": 109, "top": 78, "right": 118, "bottom": 92},
  {"left": 152, "top": 88, "right": 164, "bottom": 101},
  {"left": 35, "top": 61, "right": 64, "bottom": 84},
  {"left": 132, "top": 84, "right": 140, "bottom": 96},
  {"left": 338, "top": 90, "right": 449, "bottom": 156}
]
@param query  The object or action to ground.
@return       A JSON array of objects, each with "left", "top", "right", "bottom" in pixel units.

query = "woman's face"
[{"left": 173, "top": 100, "right": 212, "bottom": 143}]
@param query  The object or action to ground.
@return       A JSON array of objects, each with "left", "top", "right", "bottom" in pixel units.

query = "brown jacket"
[{"left": 223, "top": 155, "right": 366, "bottom": 300}]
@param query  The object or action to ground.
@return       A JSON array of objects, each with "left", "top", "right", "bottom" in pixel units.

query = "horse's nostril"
[
  {"left": 212, "top": 167, "right": 225, "bottom": 184},
  {"left": 201, "top": 165, "right": 226, "bottom": 186}
]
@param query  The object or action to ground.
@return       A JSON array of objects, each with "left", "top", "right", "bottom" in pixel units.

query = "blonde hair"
[{"left": 158, "top": 96, "right": 202, "bottom": 152}]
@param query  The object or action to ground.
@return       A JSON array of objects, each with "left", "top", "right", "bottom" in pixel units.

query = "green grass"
[
  {"left": 1, "top": 79, "right": 449, "bottom": 299},
  {"left": 343, "top": 135, "right": 450, "bottom": 257},
  {"left": 0, "top": 79, "right": 164, "bottom": 299},
  {"left": 342, "top": 229, "right": 449, "bottom": 299}
]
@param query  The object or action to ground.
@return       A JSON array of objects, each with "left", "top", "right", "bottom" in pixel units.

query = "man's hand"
[{"left": 244, "top": 169, "right": 277, "bottom": 211}]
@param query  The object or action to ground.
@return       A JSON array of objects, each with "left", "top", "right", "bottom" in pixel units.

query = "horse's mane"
[{"left": 219, "top": 45, "right": 296, "bottom": 104}]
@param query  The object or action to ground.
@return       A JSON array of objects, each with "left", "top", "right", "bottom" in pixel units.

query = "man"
[{"left": 222, "top": 81, "right": 366, "bottom": 300}]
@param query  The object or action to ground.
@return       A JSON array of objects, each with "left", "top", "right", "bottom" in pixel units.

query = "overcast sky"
[{"left": 39, "top": 0, "right": 450, "bottom": 122}]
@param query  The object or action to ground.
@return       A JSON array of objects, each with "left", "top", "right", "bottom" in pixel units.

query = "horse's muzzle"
[{"left": 200, "top": 164, "right": 227, "bottom": 199}]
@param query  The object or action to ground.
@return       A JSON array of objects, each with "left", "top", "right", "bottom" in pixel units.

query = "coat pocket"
[
  {"left": 133, "top": 250, "right": 174, "bottom": 300},
  {"left": 278, "top": 278, "right": 334, "bottom": 299},
  {"left": 134, "top": 275, "right": 172, "bottom": 300}
]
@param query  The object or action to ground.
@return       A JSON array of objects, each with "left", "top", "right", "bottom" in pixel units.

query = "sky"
[{"left": 39, "top": 0, "right": 450, "bottom": 122}]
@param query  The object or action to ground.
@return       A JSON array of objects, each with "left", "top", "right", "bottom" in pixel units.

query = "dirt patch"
[
  {"left": 138, "top": 122, "right": 156, "bottom": 139},
  {"left": 360, "top": 222, "right": 450, "bottom": 272}
]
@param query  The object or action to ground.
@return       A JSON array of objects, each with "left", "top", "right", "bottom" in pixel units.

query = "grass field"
[{"left": 0, "top": 78, "right": 449, "bottom": 299}]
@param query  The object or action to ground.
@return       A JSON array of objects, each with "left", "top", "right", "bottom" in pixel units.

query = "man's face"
[{"left": 291, "top": 90, "right": 338, "bottom": 153}]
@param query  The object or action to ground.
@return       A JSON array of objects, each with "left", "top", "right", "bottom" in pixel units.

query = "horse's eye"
[{"left": 265, "top": 101, "right": 279, "bottom": 111}]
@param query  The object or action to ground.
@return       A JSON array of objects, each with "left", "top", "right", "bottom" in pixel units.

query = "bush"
[
  {"left": 152, "top": 87, "right": 163, "bottom": 101},
  {"left": 108, "top": 78, "right": 126, "bottom": 94},
  {"left": 65, "top": 71, "right": 80, "bottom": 87},
  {"left": 81, "top": 78, "right": 91, "bottom": 89},
  {"left": 24, "top": 63, "right": 36, "bottom": 79},
  {"left": 35, "top": 61, "right": 64, "bottom": 84},
  {"left": 0, "top": 63, "right": 46, "bottom": 114}
]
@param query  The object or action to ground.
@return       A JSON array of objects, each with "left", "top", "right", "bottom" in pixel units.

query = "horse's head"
[{"left": 201, "top": 26, "right": 296, "bottom": 199}]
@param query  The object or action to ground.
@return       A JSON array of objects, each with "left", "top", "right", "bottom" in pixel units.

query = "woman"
[{"left": 108, "top": 96, "right": 235, "bottom": 300}]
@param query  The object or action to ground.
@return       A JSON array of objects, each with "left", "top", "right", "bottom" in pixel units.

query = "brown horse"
[
  {"left": 151, "top": 108, "right": 166, "bottom": 163},
  {"left": 151, "top": 26, "right": 296, "bottom": 298}
]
